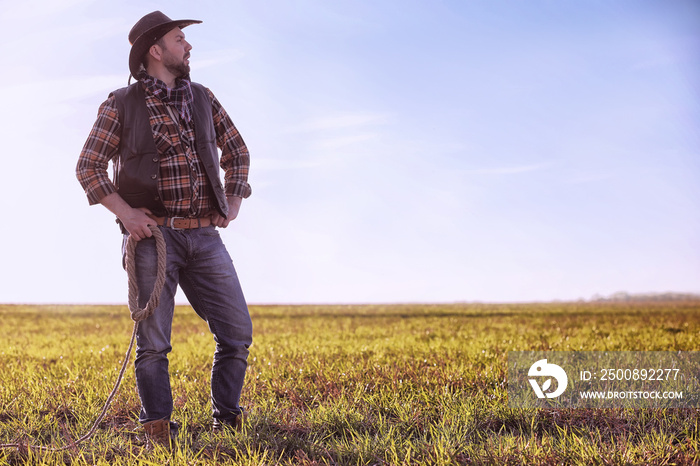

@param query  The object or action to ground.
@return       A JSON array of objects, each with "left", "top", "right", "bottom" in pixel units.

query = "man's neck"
[{"left": 145, "top": 66, "right": 177, "bottom": 88}]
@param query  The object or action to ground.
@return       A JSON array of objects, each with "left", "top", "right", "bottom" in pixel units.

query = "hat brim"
[{"left": 129, "top": 19, "right": 201, "bottom": 78}]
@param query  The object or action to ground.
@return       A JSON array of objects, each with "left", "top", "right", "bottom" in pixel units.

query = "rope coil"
[
  {"left": 0, "top": 225, "right": 167, "bottom": 452},
  {"left": 126, "top": 225, "right": 168, "bottom": 322}
]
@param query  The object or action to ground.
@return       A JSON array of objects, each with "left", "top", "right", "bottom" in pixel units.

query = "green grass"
[{"left": 0, "top": 302, "right": 698, "bottom": 465}]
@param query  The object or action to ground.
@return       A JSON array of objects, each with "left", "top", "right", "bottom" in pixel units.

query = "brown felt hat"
[{"left": 128, "top": 11, "right": 201, "bottom": 77}]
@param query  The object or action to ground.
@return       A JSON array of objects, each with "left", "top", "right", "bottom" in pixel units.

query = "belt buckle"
[{"left": 168, "top": 216, "right": 187, "bottom": 230}]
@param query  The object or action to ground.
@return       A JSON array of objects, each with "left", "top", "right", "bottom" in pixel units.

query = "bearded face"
[
  {"left": 146, "top": 27, "right": 192, "bottom": 79},
  {"left": 162, "top": 47, "right": 191, "bottom": 77}
]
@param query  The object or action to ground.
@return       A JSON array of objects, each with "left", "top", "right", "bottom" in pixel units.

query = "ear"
[{"left": 148, "top": 43, "right": 163, "bottom": 63}]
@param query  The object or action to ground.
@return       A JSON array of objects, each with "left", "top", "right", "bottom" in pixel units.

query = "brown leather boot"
[{"left": 143, "top": 418, "right": 173, "bottom": 449}]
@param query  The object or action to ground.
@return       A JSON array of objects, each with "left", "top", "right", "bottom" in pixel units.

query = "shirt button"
[
  {"left": 152, "top": 157, "right": 159, "bottom": 162},
  {"left": 151, "top": 174, "right": 157, "bottom": 180}
]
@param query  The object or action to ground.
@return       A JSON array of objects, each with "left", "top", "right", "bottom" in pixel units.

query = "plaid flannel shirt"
[{"left": 77, "top": 83, "right": 251, "bottom": 218}]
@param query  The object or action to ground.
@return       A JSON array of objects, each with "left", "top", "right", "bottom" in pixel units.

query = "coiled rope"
[
  {"left": 126, "top": 225, "right": 168, "bottom": 323},
  {"left": 0, "top": 225, "right": 167, "bottom": 453}
]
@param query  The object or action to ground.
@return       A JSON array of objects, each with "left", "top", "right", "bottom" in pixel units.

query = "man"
[{"left": 76, "top": 11, "right": 253, "bottom": 447}]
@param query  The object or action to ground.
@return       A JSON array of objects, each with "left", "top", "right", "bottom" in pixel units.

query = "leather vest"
[{"left": 111, "top": 82, "right": 228, "bottom": 218}]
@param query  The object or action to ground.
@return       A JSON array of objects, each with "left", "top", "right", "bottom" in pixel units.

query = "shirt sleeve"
[
  {"left": 206, "top": 88, "right": 252, "bottom": 199},
  {"left": 76, "top": 95, "right": 121, "bottom": 205}
]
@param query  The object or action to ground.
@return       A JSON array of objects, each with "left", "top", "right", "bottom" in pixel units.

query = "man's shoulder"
[
  {"left": 110, "top": 82, "right": 142, "bottom": 101},
  {"left": 107, "top": 83, "right": 145, "bottom": 123},
  {"left": 190, "top": 81, "right": 211, "bottom": 96}
]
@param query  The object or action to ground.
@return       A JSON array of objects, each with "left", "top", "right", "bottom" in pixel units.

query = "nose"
[{"left": 184, "top": 40, "right": 192, "bottom": 52}]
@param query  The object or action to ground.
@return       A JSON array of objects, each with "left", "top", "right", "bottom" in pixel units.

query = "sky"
[{"left": 0, "top": 0, "right": 698, "bottom": 305}]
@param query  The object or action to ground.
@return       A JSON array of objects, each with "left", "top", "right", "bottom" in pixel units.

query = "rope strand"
[
  {"left": 127, "top": 225, "right": 168, "bottom": 322},
  {"left": 0, "top": 225, "right": 167, "bottom": 452}
]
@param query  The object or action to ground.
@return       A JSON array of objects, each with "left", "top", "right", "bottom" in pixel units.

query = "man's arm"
[
  {"left": 206, "top": 88, "right": 251, "bottom": 228},
  {"left": 77, "top": 96, "right": 123, "bottom": 203},
  {"left": 77, "top": 95, "right": 153, "bottom": 241}
]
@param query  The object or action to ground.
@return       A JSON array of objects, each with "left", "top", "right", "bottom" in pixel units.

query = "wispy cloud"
[
  {"left": 564, "top": 172, "right": 616, "bottom": 184},
  {"left": 260, "top": 111, "right": 392, "bottom": 169},
  {"left": 5, "top": 75, "right": 125, "bottom": 104},
  {"left": 631, "top": 55, "right": 676, "bottom": 71},
  {"left": 3, "top": 0, "right": 94, "bottom": 20},
  {"left": 311, "top": 133, "right": 378, "bottom": 151},
  {"left": 460, "top": 163, "right": 551, "bottom": 176},
  {"left": 253, "top": 158, "right": 323, "bottom": 171},
  {"left": 284, "top": 112, "right": 391, "bottom": 134},
  {"left": 192, "top": 49, "right": 245, "bottom": 72},
  {"left": 0, "top": 75, "right": 125, "bottom": 139}
]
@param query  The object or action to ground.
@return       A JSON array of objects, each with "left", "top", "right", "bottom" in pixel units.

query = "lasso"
[{"left": 0, "top": 225, "right": 166, "bottom": 452}]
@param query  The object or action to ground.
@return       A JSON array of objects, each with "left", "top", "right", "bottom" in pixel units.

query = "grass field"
[{"left": 0, "top": 302, "right": 698, "bottom": 465}]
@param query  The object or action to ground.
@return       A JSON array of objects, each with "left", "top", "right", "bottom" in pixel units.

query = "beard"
[{"left": 163, "top": 50, "right": 190, "bottom": 78}]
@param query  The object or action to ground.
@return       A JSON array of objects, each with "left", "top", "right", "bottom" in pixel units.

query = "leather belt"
[{"left": 149, "top": 216, "right": 212, "bottom": 230}]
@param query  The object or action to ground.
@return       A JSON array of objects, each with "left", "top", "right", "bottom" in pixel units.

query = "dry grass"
[{"left": 0, "top": 301, "right": 698, "bottom": 465}]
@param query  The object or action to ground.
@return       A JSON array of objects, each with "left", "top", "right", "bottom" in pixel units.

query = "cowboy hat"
[{"left": 128, "top": 11, "right": 201, "bottom": 78}]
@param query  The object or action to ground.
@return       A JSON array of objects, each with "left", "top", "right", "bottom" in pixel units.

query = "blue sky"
[{"left": 1, "top": 0, "right": 698, "bottom": 304}]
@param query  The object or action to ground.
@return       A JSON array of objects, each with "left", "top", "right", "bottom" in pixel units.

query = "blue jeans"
[{"left": 122, "top": 225, "right": 252, "bottom": 424}]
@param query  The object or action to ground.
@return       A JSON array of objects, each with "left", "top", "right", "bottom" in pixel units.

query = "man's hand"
[
  {"left": 120, "top": 207, "right": 155, "bottom": 241},
  {"left": 100, "top": 192, "right": 154, "bottom": 241},
  {"left": 210, "top": 196, "right": 242, "bottom": 228}
]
